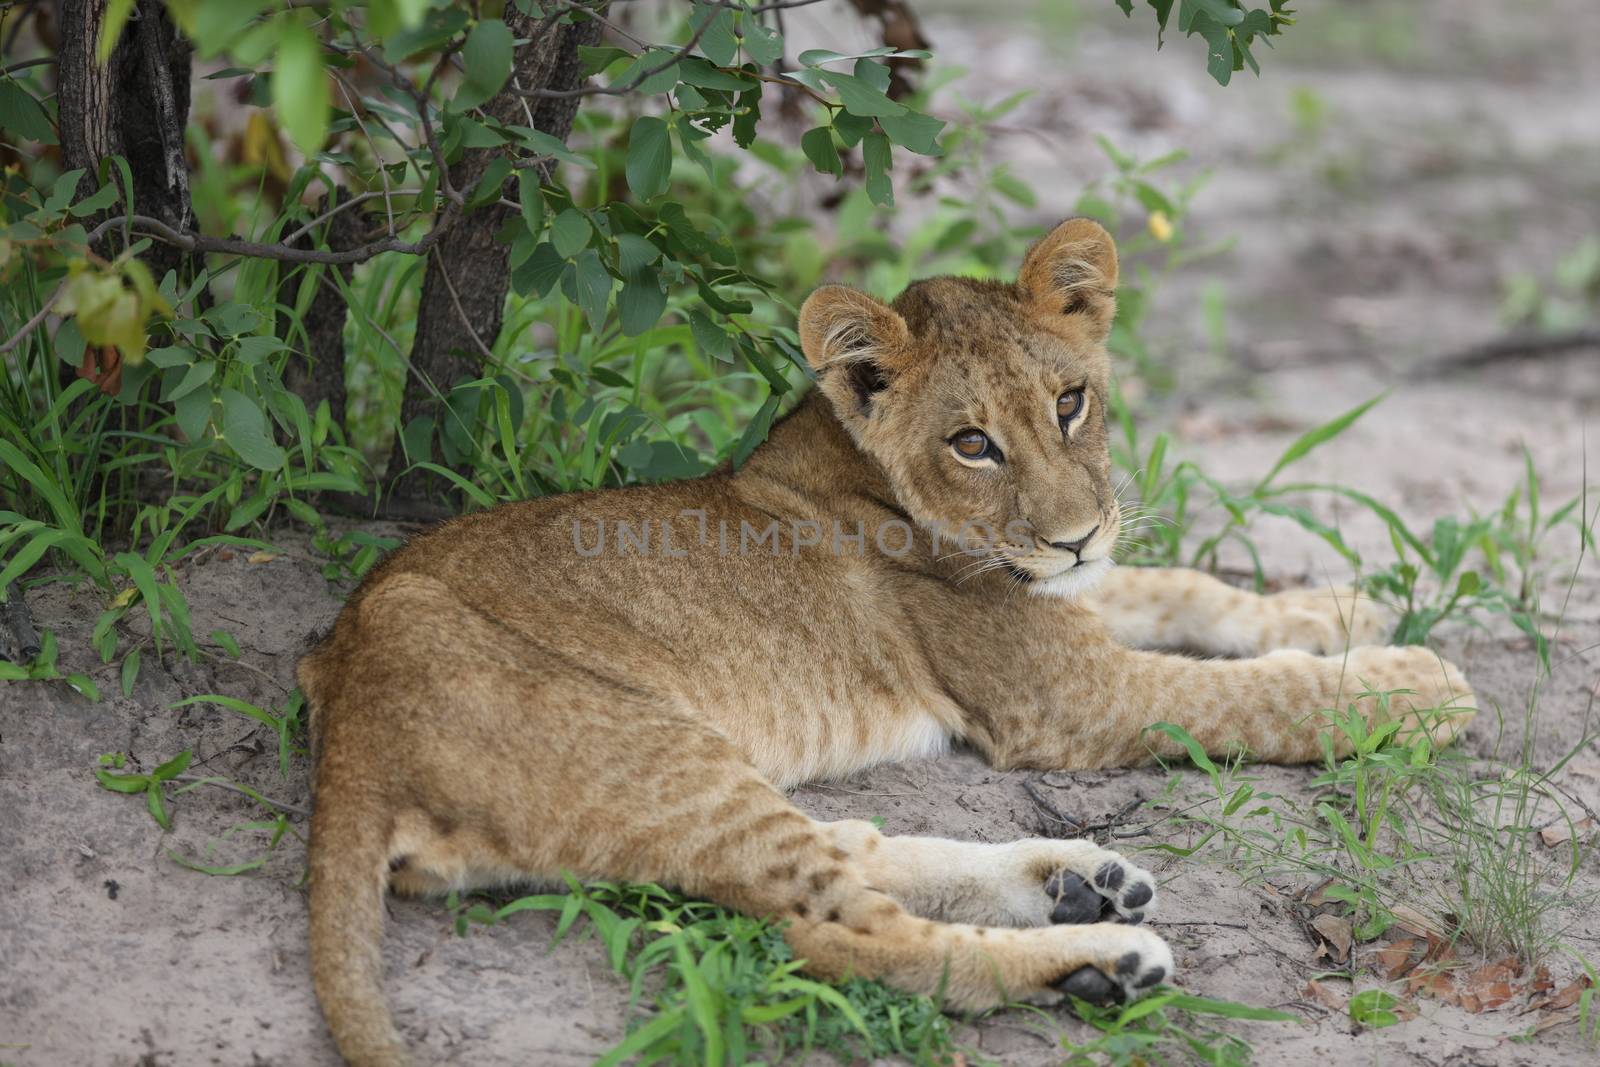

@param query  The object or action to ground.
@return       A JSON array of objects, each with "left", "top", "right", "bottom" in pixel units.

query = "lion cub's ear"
[
  {"left": 798, "top": 285, "right": 911, "bottom": 418},
  {"left": 1017, "top": 218, "right": 1119, "bottom": 340}
]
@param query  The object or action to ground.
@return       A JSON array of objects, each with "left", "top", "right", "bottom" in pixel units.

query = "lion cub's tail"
[{"left": 307, "top": 776, "right": 406, "bottom": 1067}]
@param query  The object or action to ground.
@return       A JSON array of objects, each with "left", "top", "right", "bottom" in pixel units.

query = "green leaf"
[
  {"left": 517, "top": 170, "right": 545, "bottom": 238},
  {"left": 689, "top": 311, "right": 733, "bottom": 362},
  {"left": 112, "top": 551, "right": 163, "bottom": 637},
  {"left": 615, "top": 234, "right": 660, "bottom": 275},
  {"left": 730, "top": 394, "right": 781, "bottom": 469},
  {"left": 153, "top": 750, "right": 194, "bottom": 781},
  {"left": 611, "top": 49, "right": 681, "bottom": 95},
  {"left": 175, "top": 386, "right": 213, "bottom": 443},
  {"left": 64, "top": 673, "right": 100, "bottom": 700},
  {"left": 273, "top": 22, "right": 329, "bottom": 157},
  {"left": 1144, "top": 721, "right": 1222, "bottom": 789},
  {"left": 690, "top": 1, "right": 739, "bottom": 67},
  {"left": 166, "top": 850, "right": 268, "bottom": 877},
  {"left": 0, "top": 79, "right": 58, "bottom": 144},
  {"left": 146, "top": 781, "right": 172, "bottom": 830},
  {"left": 120, "top": 648, "right": 140, "bottom": 698},
  {"left": 800, "top": 127, "right": 842, "bottom": 176},
  {"left": 676, "top": 57, "right": 753, "bottom": 91},
  {"left": 1255, "top": 393, "right": 1384, "bottom": 493},
  {"left": 1348, "top": 989, "right": 1401, "bottom": 1028},
  {"left": 572, "top": 249, "right": 613, "bottom": 333},
  {"left": 625, "top": 115, "right": 672, "bottom": 200},
  {"left": 878, "top": 109, "right": 945, "bottom": 156},
  {"left": 739, "top": 19, "right": 784, "bottom": 66},
  {"left": 512, "top": 242, "right": 565, "bottom": 298},
  {"left": 162, "top": 361, "right": 215, "bottom": 403},
  {"left": 97, "top": 0, "right": 136, "bottom": 62},
  {"left": 96, "top": 770, "right": 151, "bottom": 794},
  {"left": 819, "top": 70, "right": 906, "bottom": 118},
  {"left": 618, "top": 271, "right": 666, "bottom": 337},
  {"left": 832, "top": 110, "right": 872, "bottom": 148},
  {"left": 1180, "top": 0, "right": 1247, "bottom": 31},
  {"left": 550, "top": 208, "right": 591, "bottom": 259},
  {"left": 454, "top": 18, "right": 514, "bottom": 111},
  {"left": 69, "top": 180, "right": 121, "bottom": 217},
  {"left": 467, "top": 155, "right": 512, "bottom": 210},
  {"left": 220, "top": 387, "right": 287, "bottom": 471},
  {"left": 862, "top": 130, "right": 893, "bottom": 207},
  {"left": 210, "top": 629, "right": 241, "bottom": 658},
  {"left": 1163, "top": 993, "right": 1299, "bottom": 1021}
]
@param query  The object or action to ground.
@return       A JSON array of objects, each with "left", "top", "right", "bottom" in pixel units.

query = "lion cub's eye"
[
  {"left": 1057, "top": 389, "right": 1086, "bottom": 429},
  {"left": 951, "top": 429, "right": 997, "bottom": 461}
]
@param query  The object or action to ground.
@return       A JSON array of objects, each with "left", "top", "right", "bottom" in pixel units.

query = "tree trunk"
[
  {"left": 385, "top": 6, "right": 606, "bottom": 500},
  {"left": 57, "top": 0, "right": 195, "bottom": 284}
]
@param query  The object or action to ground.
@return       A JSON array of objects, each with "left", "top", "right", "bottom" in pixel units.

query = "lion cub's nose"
[{"left": 1049, "top": 526, "right": 1099, "bottom": 556}]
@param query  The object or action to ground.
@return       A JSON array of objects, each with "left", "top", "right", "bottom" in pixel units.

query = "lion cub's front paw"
[
  {"left": 989, "top": 840, "right": 1157, "bottom": 929},
  {"left": 1263, "top": 585, "right": 1392, "bottom": 654},
  {"left": 1339, "top": 645, "right": 1476, "bottom": 747},
  {"left": 1042, "top": 925, "right": 1175, "bottom": 1007}
]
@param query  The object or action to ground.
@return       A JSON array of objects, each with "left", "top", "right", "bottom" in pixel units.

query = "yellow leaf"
[
  {"left": 111, "top": 587, "right": 137, "bottom": 609},
  {"left": 247, "top": 551, "right": 278, "bottom": 564}
]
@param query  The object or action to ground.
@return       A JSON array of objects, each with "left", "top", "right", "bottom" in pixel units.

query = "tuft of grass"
[
  {"left": 1051, "top": 988, "right": 1299, "bottom": 1066},
  {"left": 449, "top": 878, "right": 959, "bottom": 1067}
]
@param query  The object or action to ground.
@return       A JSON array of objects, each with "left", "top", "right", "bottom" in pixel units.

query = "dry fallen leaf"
[
  {"left": 248, "top": 551, "right": 278, "bottom": 564},
  {"left": 1310, "top": 913, "right": 1354, "bottom": 962},
  {"left": 1408, "top": 957, "right": 1532, "bottom": 1013},
  {"left": 1388, "top": 903, "right": 1446, "bottom": 938},
  {"left": 1538, "top": 816, "right": 1595, "bottom": 848},
  {"left": 1406, "top": 968, "right": 1459, "bottom": 1003},
  {"left": 1303, "top": 979, "right": 1347, "bottom": 1012},
  {"left": 1456, "top": 958, "right": 1522, "bottom": 1013},
  {"left": 1374, "top": 937, "right": 1423, "bottom": 980},
  {"left": 1523, "top": 975, "right": 1594, "bottom": 1014}
]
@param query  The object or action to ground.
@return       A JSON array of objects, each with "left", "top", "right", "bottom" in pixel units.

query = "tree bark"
[
  {"left": 385, "top": 6, "right": 606, "bottom": 499},
  {"left": 57, "top": 0, "right": 195, "bottom": 284}
]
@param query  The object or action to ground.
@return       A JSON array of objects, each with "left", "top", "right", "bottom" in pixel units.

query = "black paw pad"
[
  {"left": 1121, "top": 883, "right": 1152, "bottom": 910},
  {"left": 1093, "top": 861, "right": 1125, "bottom": 891},
  {"left": 1055, "top": 965, "right": 1121, "bottom": 1005},
  {"left": 1115, "top": 910, "right": 1145, "bottom": 926},
  {"left": 1135, "top": 967, "right": 1166, "bottom": 988},
  {"left": 1045, "top": 871, "right": 1105, "bottom": 925},
  {"left": 1114, "top": 951, "right": 1141, "bottom": 976}
]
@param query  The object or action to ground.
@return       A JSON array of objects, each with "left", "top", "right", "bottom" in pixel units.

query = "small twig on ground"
[
  {"left": 1414, "top": 327, "right": 1600, "bottom": 376},
  {"left": 1024, "top": 776, "right": 1150, "bottom": 840}
]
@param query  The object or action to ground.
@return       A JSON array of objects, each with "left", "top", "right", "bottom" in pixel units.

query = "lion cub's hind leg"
[{"left": 824, "top": 820, "right": 1158, "bottom": 928}]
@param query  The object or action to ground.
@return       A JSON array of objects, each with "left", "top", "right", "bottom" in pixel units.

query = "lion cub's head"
[{"left": 798, "top": 218, "right": 1120, "bottom": 597}]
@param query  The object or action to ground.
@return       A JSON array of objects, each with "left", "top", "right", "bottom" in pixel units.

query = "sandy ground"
[{"left": 4, "top": 1, "right": 1600, "bottom": 1065}]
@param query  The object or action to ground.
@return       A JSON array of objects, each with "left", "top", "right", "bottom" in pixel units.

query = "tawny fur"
[{"left": 299, "top": 219, "right": 1474, "bottom": 1066}]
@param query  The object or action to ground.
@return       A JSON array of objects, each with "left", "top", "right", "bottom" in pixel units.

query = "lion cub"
[{"left": 299, "top": 219, "right": 1473, "bottom": 1065}]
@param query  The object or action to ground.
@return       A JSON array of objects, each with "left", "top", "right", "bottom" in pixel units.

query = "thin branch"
[
  {"left": 0, "top": 282, "right": 64, "bottom": 355},
  {"left": 280, "top": 188, "right": 420, "bottom": 246},
  {"left": 435, "top": 254, "right": 499, "bottom": 363},
  {"left": 513, "top": 0, "right": 732, "bottom": 100},
  {"left": 84, "top": 211, "right": 457, "bottom": 266},
  {"left": 0, "top": 55, "right": 52, "bottom": 76}
]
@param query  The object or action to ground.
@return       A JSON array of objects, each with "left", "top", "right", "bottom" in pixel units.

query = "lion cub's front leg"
[
  {"left": 825, "top": 820, "right": 1158, "bottom": 928},
  {"left": 1088, "top": 566, "right": 1390, "bottom": 657}
]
